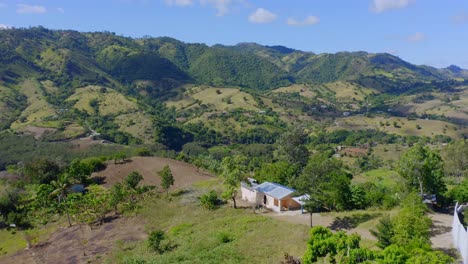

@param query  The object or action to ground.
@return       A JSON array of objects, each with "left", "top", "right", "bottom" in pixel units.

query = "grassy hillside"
[
  {"left": 10, "top": 79, "right": 56, "bottom": 130},
  {"left": 67, "top": 85, "right": 138, "bottom": 116},
  {"left": 332, "top": 116, "right": 467, "bottom": 138},
  {"left": 0, "top": 26, "right": 467, "bottom": 147}
]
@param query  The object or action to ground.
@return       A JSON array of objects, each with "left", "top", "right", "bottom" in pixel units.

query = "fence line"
[{"left": 453, "top": 202, "right": 468, "bottom": 264}]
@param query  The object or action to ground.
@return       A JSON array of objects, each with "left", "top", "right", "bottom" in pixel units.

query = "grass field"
[
  {"left": 333, "top": 115, "right": 467, "bottom": 139},
  {"left": 272, "top": 84, "right": 317, "bottom": 98},
  {"left": 324, "top": 81, "right": 377, "bottom": 102},
  {"left": 392, "top": 88, "right": 468, "bottom": 125},
  {"left": 372, "top": 143, "right": 409, "bottom": 162},
  {"left": 111, "top": 185, "right": 309, "bottom": 264},
  {"left": 166, "top": 86, "right": 261, "bottom": 112},
  {"left": 67, "top": 86, "right": 138, "bottom": 116},
  {"left": 115, "top": 112, "right": 155, "bottom": 143}
]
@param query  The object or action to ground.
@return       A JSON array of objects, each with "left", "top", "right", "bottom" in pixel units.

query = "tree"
[
  {"left": 79, "top": 185, "right": 111, "bottom": 225},
  {"left": 370, "top": 215, "right": 394, "bottom": 249},
  {"left": 24, "top": 158, "right": 60, "bottom": 184},
  {"left": 302, "top": 226, "right": 366, "bottom": 264},
  {"left": 109, "top": 183, "right": 126, "bottom": 213},
  {"left": 125, "top": 171, "right": 143, "bottom": 189},
  {"left": 159, "top": 165, "right": 174, "bottom": 196},
  {"left": 67, "top": 185, "right": 112, "bottom": 226},
  {"left": 254, "top": 161, "right": 298, "bottom": 186},
  {"left": 220, "top": 155, "right": 248, "bottom": 209},
  {"left": 371, "top": 193, "right": 432, "bottom": 249},
  {"left": 274, "top": 125, "right": 309, "bottom": 170},
  {"left": 448, "top": 178, "right": 468, "bottom": 203},
  {"left": 391, "top": 193, "right": 432, "bottom": 246},
  {"left": 442, "top": 139, "right": 468, "bottom": 183},
  {"left": 49, "top": 174, "right": 72, "bottom": 226},
  {"left": 397, "top": 144, "right": 446, "bottom": 196},
  {"left": 113, "top": 151, "right": 127, "bottom": 164},
  {"left": 296, "top": 154, "right": 352, "bottom": 212}
]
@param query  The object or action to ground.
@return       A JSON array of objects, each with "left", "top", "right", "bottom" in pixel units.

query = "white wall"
[
  {"left": 453, "top": 202, "right": 468, "bottom": 264},
  {"left": 263, "top": 195, "right": 280, "bottom": 212},
  {"left": 241, "top": 186, "right": 256, "bottom": 203}
]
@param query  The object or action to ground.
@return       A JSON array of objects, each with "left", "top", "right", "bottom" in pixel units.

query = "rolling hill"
[{"left": 0, "top": 26, "right": 467, "bottom": 147}]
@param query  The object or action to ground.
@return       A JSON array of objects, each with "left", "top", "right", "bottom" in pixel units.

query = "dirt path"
[
  {"left": 260, "top": 206, "right": 459, "bottom": 252},
  {"left": 93, "top": 156, "right": 215, "bottom": 189},
  {"left": 0, "top": 216, "right": 146, "bottom": 264},
  {"left": 429, "top": 212, "right": 461, "bottom": 260},
  {"left": 265, "top": 211, "right": 377, "bottom": 241}
]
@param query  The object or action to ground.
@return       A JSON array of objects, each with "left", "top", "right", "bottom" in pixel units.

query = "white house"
[{"left": 241, "top": 178, "right": 303, "bottom": 212}]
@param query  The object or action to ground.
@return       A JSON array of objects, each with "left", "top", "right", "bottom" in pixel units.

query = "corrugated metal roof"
[
  {"left": 255, "top": 182, "right": 295, "bottom": 200},
  {"left": 292, "top": 194, "right": 310, "bottom": 205}
]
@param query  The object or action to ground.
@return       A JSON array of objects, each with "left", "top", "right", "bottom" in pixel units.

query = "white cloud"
[
  {"left": 165, "top": 0, "right": 194, "bottom": 7},
  {"left": 385, "top": 49, "right": 398, "bottom": 54},
  {"left": 407, "top": 32, "right": 425, "bottom": 42},
  {"left": 200, "top": 0, "right": 231, "bottom": 16},
  {"left": 287, "top": 15, "right": 320, "bottom": 26},
  {"left": 248, "top": 8, "right": 277, "bottom": 24},
  {"left": 56, "top": 7, "right": 65, "bottom": 13},
  {"left": 16, "top": 4, "right": 47, "bottom": 14},
  {"left": 370, "top": 0, "right": 414, "bottom": 13},
  {"left": 453, "top": 13, "right": 468, "bottom": 24},
  {"left": 0, "top": 24, "right": 11, "bottom": 30}
]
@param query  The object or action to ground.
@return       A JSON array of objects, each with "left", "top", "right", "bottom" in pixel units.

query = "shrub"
[
  {"left": 125, "top": 171, "right": 143, "bottom": 189},
  {"left": 216, "top": 232, "right": 233, "bottom": 243},
  {"left": 135, "top": 148, "right": 151, "bottom": 157},
  {"left": 148, "top": 230, "right": 165, "bottom": 253},
  {"left": 200, "top": 190, "right": 218, "bottom": 210}
]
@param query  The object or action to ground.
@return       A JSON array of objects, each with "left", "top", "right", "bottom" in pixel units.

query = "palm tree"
[{"left": 49, "top": 174, "right": 72, "bottom": 227}]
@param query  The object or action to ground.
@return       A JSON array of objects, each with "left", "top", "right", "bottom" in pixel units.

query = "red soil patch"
[
  {"left": 0, "top": 216, "right": 146, "bottom": 264},
  {"left": 93, "top": 157, "right": 215, "bottom": 189}
]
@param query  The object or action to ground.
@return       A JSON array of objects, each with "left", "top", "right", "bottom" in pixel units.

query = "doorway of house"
[{"left": 263, "top": 195, "right": 267, "bottom": 205}]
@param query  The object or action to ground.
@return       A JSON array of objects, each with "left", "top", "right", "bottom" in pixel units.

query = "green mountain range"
[{"left": 1, "top": 27, "right": 467, "bottom": 147}]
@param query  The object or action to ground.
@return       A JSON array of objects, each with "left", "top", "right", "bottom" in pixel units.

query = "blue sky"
[{"left": 1, "top": 0, "right": 468, "bottom": 68}]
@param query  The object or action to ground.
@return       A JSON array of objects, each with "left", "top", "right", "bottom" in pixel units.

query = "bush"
[
  {"left": 148, "top": 230, "right": 165, "bottom": 253},
  {"left": 447, "top": 179, "right": 468, "bottom": 203},
  {"left": 125, "top": 171, "right": 143, "bottom": 189},
  {"left": 216, "top": 232, "right": 233, "bottom": 243},
  {"left": 182, "top": 142, "right": 208, "bottom": 157},
  {"left": 200, "top": 190, "right": 218, "bottom": 210},
  {"left": 135, "top": 148, "right": 151, "bottom": 157}
]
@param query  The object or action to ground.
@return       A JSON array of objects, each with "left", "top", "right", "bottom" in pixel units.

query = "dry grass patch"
[
  {"left": 166, "top": 86, "right": 260, "bottom": 112},
  {"left": 67, "top": 86, "right": 138, "bottom": 115},
  {"left": 10, "top": 79, "right": 56, "bottom": 129},
  {"left": 334, "top": 116, "right": 466, "bottom": 139},
  {"left": 273, "top": 84, "right": 317, "bottom": 98},
  {"left": 115, "top": 112, "right": 155, "bottom": 143}
]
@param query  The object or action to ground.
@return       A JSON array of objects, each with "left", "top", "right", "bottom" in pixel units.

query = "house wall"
[
  {"left": 241, "top": 186, "right": 257, "bottom": 203},
  {"left": 282, "top": 196, "right": 302, "bottom": 210},
  {"left": 263, "top": 195, "right": 303, "bottom": 212},
  {"left": 263, "top": 194, "right": 280, "bottom": 212}
]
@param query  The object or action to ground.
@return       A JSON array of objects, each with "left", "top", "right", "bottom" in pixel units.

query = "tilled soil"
[{"left": 93, "top": 156, "right": 214, "bottom": 189}]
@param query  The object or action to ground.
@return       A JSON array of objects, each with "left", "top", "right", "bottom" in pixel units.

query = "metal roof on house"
[
  {"left": 255, "top": 182, "right": 295, "bottom": 200},
  {"left": 292, "top": 194, "right": 310, "bottom": 205}
]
